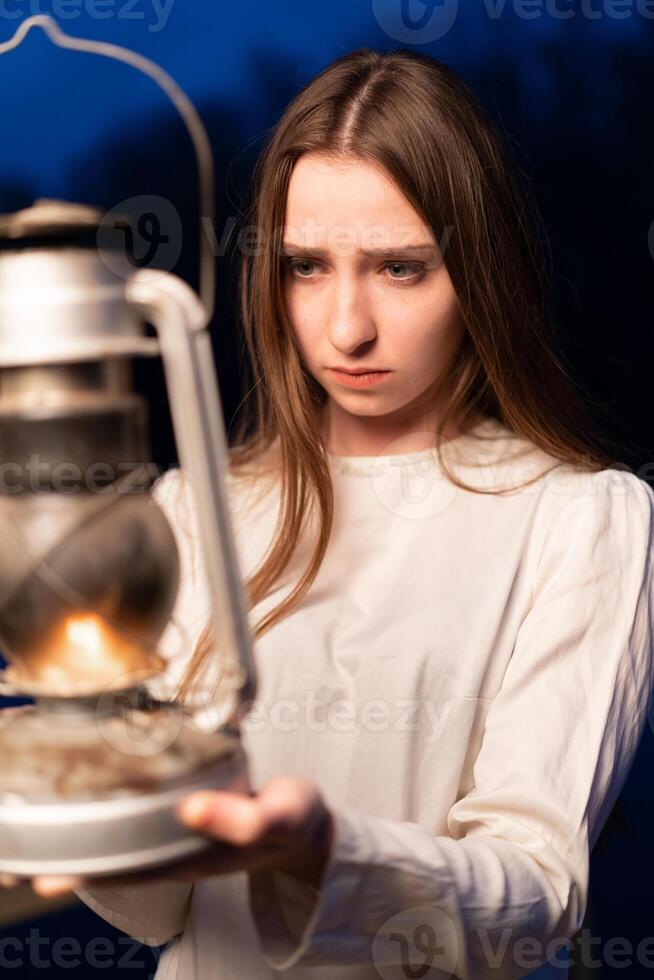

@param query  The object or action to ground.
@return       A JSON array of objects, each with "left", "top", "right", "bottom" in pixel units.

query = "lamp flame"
[{"left": 10, "top": 611, "right": 165, "bottom": 696}]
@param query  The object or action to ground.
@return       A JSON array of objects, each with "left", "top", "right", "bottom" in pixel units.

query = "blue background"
[{"left": 0, "top": 1, "right": 653, "bottom": 977}]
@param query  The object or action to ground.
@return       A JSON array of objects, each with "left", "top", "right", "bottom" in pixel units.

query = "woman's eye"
[
  {"left": 286, "top": 258, "right": 317, "bottom": 278},
  {"left": 283, "top": 258, "right": 424, "bottom": 284},
  {"left": 385, "top": 261, "right": 423, "bottom": 282}
]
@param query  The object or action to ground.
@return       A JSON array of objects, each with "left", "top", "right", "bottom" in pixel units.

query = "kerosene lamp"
[{"left": 0, "top": 18, "right": 257, "bottom": 879}]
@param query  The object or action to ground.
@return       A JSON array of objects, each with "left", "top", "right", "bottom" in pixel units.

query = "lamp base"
[{"left": 0, "top": 691, "right": 249, "bottom": 878}]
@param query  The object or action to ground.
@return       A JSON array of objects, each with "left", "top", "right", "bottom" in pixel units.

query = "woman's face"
[{"left": 280, "top": 152, "right": 466, "bottom": 454}]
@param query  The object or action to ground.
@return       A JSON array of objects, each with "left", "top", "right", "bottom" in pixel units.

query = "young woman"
[{"left": 31, "top": 48, "right": 654, "bottom": 980}]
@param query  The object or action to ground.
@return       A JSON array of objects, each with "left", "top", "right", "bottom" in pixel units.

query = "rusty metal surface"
[{"left": 0, "top": 703, "right": 236, "bottom": 800}]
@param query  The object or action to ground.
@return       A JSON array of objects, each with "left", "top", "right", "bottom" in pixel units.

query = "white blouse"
[{"left": 75, "top": 416, "right": 654, "bottom": 980}]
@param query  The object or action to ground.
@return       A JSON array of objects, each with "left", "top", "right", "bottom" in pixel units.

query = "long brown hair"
[{"left": 174, "top": 47, "right": 619, "bottom": 705}]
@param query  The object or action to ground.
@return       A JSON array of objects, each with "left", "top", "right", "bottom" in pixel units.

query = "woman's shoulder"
[
  {"left": 535, "top": 460, "right": 654, "bottom": 525},
  {"left": 460, "top": 417, "right": 653, "bottom": 506},
  {"left": 457, "top": 420, "right": 654, "bottom": 568},
  {"left": 526, "top": 464, "right": 654, "bottom": 602}
]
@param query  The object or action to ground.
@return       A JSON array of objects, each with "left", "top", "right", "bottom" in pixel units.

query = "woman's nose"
[{"left": 326, "top": 277, "right": 377, "bottom": 352}]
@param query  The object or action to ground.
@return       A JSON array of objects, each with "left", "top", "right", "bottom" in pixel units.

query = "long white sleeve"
[
  {"left": 247, "top": 469, "right": 654, "bottom": 978},
  {"left": 74, "top": 880, "right": 193, "bottom": 948}
]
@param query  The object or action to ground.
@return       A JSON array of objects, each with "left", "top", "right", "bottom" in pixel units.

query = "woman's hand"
[{"left": 3, "top": 776, "right": 334, "bottom": 900}]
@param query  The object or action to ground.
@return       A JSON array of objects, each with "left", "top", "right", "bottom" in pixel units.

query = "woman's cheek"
[{"left": 288, "top": 315, "right": 322, "bottom": 371}]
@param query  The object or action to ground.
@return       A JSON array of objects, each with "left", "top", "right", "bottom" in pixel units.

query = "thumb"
[
  {"left": 31, "top": 876, "right": 83, "bottom": 898},
  {"left": 176, "top": 789, "right": 265, "bottom": 845}
]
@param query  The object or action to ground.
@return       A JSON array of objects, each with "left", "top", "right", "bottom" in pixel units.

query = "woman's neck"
[{"left": 320, "top": 401, "right": 481, "bottom": 458}]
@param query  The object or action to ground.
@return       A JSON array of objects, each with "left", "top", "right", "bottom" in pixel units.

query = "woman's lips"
[{"left": 328, "top": 369, "right": 392, "bottom": 388}]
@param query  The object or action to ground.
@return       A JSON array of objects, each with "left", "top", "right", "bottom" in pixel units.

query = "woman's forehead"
[{"left": 284, "top": 154, "right": 432, "bottom": 250}]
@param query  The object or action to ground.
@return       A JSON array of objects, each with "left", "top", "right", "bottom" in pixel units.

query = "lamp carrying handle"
[{"left": 0, "top": 14, "right": 215, "bottom": 324}]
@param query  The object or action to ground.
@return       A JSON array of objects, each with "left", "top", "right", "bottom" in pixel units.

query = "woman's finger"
[
  {"left": 176, "top": 790, "right": 265, "bottom": 845},
  {"left": 175, "top": 777, "right": 318, "bottom": 846}
]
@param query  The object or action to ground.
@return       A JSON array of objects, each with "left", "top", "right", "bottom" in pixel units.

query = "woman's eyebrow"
[{"left": 280, "top": 242, "right": 437, "bottom": 259}]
